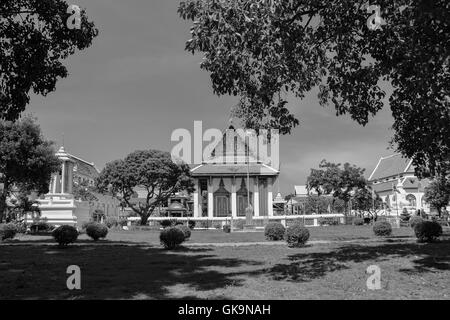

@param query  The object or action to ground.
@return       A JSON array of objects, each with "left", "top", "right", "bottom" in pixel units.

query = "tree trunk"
[
  {"left": 140, "top": 215, "right": 149, "bottom": 226},
  {"left": 0, "top": 191, "right": 7, "bottom": 224}
]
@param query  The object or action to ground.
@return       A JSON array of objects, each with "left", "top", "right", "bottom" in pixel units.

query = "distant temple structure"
[
  {"left": 368, "top": 154, "right": 431, "bottom": 214},
  {"left": 36, "top": 146, "right": 104, "bottom": 227},
  {"left": 190, "top": 125, "right": 280, "bottom": 219}
]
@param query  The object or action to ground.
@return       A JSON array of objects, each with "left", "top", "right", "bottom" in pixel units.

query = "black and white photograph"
[{"left": 0, "top": 0, "right": 449, "bottom": 306}]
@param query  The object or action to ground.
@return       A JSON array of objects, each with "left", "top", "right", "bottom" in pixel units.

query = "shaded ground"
[{"left": 1, "top": 227, "right": 449, "bottom": 299}]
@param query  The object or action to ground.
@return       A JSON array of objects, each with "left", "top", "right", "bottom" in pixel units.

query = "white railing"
[{"left": 135, "top": 214, "right": 345, "bottom": 228}]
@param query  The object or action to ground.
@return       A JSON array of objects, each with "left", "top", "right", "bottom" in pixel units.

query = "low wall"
[{"left": 141, "top": 214, "right": 345, "bottom": 228}]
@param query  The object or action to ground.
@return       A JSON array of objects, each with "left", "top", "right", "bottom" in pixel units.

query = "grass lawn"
[{"left": 1, "top": 226, "right": 449, "bottom": 300}]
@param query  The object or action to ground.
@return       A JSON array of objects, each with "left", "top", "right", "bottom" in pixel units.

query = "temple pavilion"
[{"left": 190, "top": 125, "right": 280, "bottom": 219}]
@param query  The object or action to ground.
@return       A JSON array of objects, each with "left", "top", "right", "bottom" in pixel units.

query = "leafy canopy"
[
  {"left": 178, "top": 0, "right": 449, "bottom": 177},
  {"left": 0, "top": 0, "right": 98, "bottom": 120},
  {"left": 307, "top": 160, "right": 367, "bottom": 210},
  {"left": 423, "top": 178, "right": 450, "bottom": 214},
  {"left": 96, "top": 150, "right": 195, "bottom": 225},
  {"left": 0, "top": 115, "right": 60, "bottom": 222}
]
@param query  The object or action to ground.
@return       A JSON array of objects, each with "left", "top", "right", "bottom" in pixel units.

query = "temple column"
[
  {"left": 67, "top": 162, "right": 74, "bottom": 194},
  {"left": 61, "top": 162, "right": 66, "bottom": 194},
  {"left": 208, "top": 177, "right": 214, "bottom": 218},
  {"left": 231, "top": 176, "right": 237, "bottom": 218},
  {"left": 193, "top": 178, "right": 200, "bottom": 217},
  {"left": 253, "top": 177, "right": 260, "bottom": 217},
  {"left": 268, "top": 177, "right": 274, "bottom": 217}
]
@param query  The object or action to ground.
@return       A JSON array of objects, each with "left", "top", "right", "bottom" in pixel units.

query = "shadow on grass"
[
  {"left": 263, "top": 240, "right": 450, "bottom": 282},
  {"left": 0, "top": 243, "right": 263, "bottom": 300}
]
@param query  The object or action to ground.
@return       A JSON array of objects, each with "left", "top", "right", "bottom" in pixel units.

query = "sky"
[{"left": 29, "top": 0, "right": 397, "bottom": 196}]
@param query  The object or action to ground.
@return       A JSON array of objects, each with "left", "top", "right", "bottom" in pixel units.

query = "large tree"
[
  {"left": 352, "top": 187, "right": 383, "bottom": 218},
  {"left": 307, "top": 160, "right": 367, "bottom": 215},
  {"left": 0, "top": 0, "right": 98, "bottom": 120},
  {"left": 178, "top": 0, "right": 450, "bottom": 177},
  {"left": 0, "top": 116, "right": 60, "bottom": 222},
  {"left": 96, "top": 150, "right": 195, "bottom": 225},
  {"left": 423, "top": 178, "right": 450, "bottom": 216},
  {"left": 73, "top": 180, "right": 98, "bottom": 202}
]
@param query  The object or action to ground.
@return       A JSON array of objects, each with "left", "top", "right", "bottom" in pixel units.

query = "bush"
[
  {"left": 52, "top": 225, "right": 78, "bottom": 246},
  {"left": 414, "top": 221, "right": 443, "bottom": 243},
  {"left": 285, "top": 224, "right": 310, "bottom": 247},
  {"left": 213, "top": 222, "right": 222, "bottom": 229},
  {"left": 160, "top": 227, "right": 185, "bottom": 249},
  {"left": 409, "top": 216, "right": 423, "bottom": 228},
  {"left": 233, "top": 219, "right": 245, "bottom": 230},
  {"left": 12, "top": 221, "right": 27, "bottom": 234},
  {"left": 223, "top": 225, "right": 231, "bottom": 233},
  {"left": 30, "top": 221, "right": 53, "bottom": 233},
  {"left": 319, "top": 217, "right": 340, "bottom": 226},
  {"left": 81, "top": 221, "right": 90, "bottom": 230},
  {"left": 118, "top": 219, "right": 128, "bottom": 227},
  {"left": 176, "top": 224, "right": 191, "bottom": 240},
  {"left": 353, "top": 217, "right": 364, "bottom": 226},
  {"left": 188, "top": 220, "right": 196, "bottom": 229},
  {"left": 264, "top": 222, "right": 285, "bottom": 241},
  {"left": 0, "top": 223, "right": 17, "bottom": 241},
  {"left": 104, "top": 217, "right": 118, "bottom": 228},
  {"left": 373, "top": 221, "right": 392, "bottom": 237},
  {"left": 199, "top": 221, "right": 209, "bottom": 229},
  {"left": 160, "top": 219, "right": 179, "bottom": 228},
  {"left": 85, "top": 222, "right": 108, "bottom": 241}
]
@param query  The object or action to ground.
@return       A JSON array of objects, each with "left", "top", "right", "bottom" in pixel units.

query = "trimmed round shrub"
[
  {"left": 264, "top": 222, "right": 286, "bottom": 241},
  {"left": 176, "top": 224, "right": 191, "bottom": 240},
  {"left": 409, "top": 216, "right": 423, "bottom": 228},
  {"left": 160, "top": 227, "right": 185, "bottom": 249},
  {"left": 353, "top": 217, "right": 364, "bottom": 226},
  {"left": 52, "top": 225, "right": 78, "bottom": 246},
  {"left": 86, "top": 222, "right": 108, "bottom": 241},
  {"left": 0, "top": 223, "right": 17, "bottom": 241},
  {"left": 285, "top": 224, "right": 310, "bottom": 247},
  {"left": 373, "top": 221, "right": 392, "bottom": 237},
  {"left": 188, "top": 220, "right": 196, "bottom": 230},
  {"left": 223, "top": 225, "right": 231, "bottom": 233},
  {"left": 414, "top": 221, "right": 443, "bottom": 243}
]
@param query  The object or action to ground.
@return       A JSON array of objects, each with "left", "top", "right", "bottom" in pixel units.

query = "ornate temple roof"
[
  {"left": 369, "top": 154, "right": 414, "bottom": 181},
  {"left": 68, "top": 153, "right": 100, "bottom": 179},
  {"left": 190, "top": 125, "right": 279, "bottom": 176}
]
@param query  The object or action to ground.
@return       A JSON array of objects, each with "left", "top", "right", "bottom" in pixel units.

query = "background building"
[{"left": 369, "top": 154, "right": 430, "bottom": 214}]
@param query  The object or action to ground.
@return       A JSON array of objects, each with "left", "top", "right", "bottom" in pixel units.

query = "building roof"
[
  {"left": 69, "top": 153, "right": 100, "bottom": 179},
  {"left": 190, "top": 124, "right": 279, "bottom": 176},
  {"left": 191, "top": 163, "right": 279, "bottom": 176},
  {"left": 294, "top": 185, "right": 318, "bottom": 196},
  {"left": 369, "top": 154, "right": 414, "bottom": 181}
]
